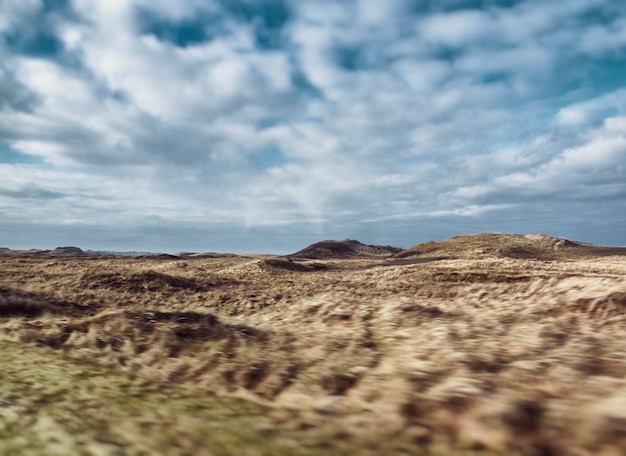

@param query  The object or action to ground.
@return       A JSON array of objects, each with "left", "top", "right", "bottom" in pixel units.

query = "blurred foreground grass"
[
  {"left": 0, "top": 341, "right": 345, "bottom": 455},
  {"left": 1, "top": 341, "right": 491, "bottom": 456}
]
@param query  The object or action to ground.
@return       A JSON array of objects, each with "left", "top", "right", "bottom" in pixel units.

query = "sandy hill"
[
  {"left": 288, "top": 239, "right": 402, "bottom": 259},
  {"left": 397, "top": 232, "right": 626, "bottom": 260},
  {"left": 2, "top": 235, "right": 626, "bottom": 454},
  {"left": 51, "top": 246, "right": 85, "bottom": 255}
]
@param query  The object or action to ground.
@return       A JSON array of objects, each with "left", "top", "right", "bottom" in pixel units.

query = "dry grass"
[
  {"left": 1, "top": 238, "right": 626, "bottom": 454},
  {"left": 399, "top": 232, "right": 626, "bottom": 260}
]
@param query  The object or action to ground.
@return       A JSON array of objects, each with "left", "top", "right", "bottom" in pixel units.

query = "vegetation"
[{"left": 1, "top": 234, "right": 625, "bottom": 454}]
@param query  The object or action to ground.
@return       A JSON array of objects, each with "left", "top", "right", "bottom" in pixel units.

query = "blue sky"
[{"left": 1, "top": 0, "right": 625, "bottom": 253}]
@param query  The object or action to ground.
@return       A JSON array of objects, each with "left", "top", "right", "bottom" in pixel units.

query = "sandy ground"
[{"left": 1, "top": 248, "right": 626, "bottom": 454}]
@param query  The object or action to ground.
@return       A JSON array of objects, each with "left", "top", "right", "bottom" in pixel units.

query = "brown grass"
[
  {"left": 1, "top": 239, "right": 626, "bottom": 454},
  {"left": 399, "top": 232, "right": 626, "bottom": 260}
]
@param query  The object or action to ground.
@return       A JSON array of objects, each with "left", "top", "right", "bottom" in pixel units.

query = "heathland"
[{"left": 1, "top": 233, "right": 625, "bottom": 455}]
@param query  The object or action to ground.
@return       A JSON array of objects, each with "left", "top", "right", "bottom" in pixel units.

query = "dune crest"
[
  {"left": 398, "top": 232, "right": 626, "bottom": 260},
  {"left": 289, "top": 239, "right": 402, "bottom": 259}
]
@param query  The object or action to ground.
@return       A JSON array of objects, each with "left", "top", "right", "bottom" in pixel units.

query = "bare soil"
[{"left": 1, "top": 234, "right": 626, "bottom": 455}]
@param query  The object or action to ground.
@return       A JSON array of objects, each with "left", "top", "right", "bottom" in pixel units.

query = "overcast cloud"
[{"left": 1, "top": 0, "right": 625, "bottom": 253}]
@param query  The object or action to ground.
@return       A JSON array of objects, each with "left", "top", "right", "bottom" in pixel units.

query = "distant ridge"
[
  {"left": 51, "top": 246, "right": 84, "bottom": 255},
  {"left": 288, "top": 239, "right": 402, "bottom": 259},
  {"left": 397, "top": 233, "right": 626, "bottom": 260}
]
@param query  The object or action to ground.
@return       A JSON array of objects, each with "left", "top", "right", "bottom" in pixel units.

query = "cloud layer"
[{"left": 1, "top": 0, "right": 625, "bottom": 251}]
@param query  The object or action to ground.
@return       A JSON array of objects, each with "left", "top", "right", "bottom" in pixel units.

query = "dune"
[
  {"left": 397, "top": 232, "right": 626, "bottom": 260},
  {"left": 1, "top": 232, "right": 626, "bottom": 454},
  {"left": 288, "top": 239, "right": 402, "bottom": 259},
  {"left": 51, "top": 246, "right": 85, "bottom": 256}
]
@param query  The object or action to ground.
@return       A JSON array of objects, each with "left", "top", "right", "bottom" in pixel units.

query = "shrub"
[{"left": 0, "top": 290, "right": 47, "bottom": 317}]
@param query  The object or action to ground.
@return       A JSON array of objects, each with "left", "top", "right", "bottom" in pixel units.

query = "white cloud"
[
  {"left": 393, "top": 59, "right": 451, "bottom": 93},
  {"left": 132, "top": 0, "right": 218, "bottom": 21},
  {"left": 579, "top": 18, "right": 626, "bottom": 55},
  {"left": 557, "top": 107, "right": 590, "bottom": 126},
  {"left": 556, "top": 90, "right": 626, "bottom": 127},
  {"left": 559, "top": 132, "right": 626, "bottom": 169},
  {"left": 356, "top": 0, "right": 404, "bottom": 26},
  {"left": 0, "top": 0, "right": 42, "bottom": 33},
  {"left": 419, "top": 10, "right": 490, "bottom": 48},
  {"left": 454, "top": 116, "right": 626, "bottom": 202},
  {"left": 1, "top": 0, "right": 626, "bottom": 249}
]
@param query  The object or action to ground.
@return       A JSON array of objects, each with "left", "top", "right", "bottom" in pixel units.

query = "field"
[{"left": 1, "top": 233, "right": 626, "bottom": 455}]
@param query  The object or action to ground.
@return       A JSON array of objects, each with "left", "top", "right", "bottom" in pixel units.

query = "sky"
[{"left": 1, "top": 0, "right": 625, "bottom": 253}]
